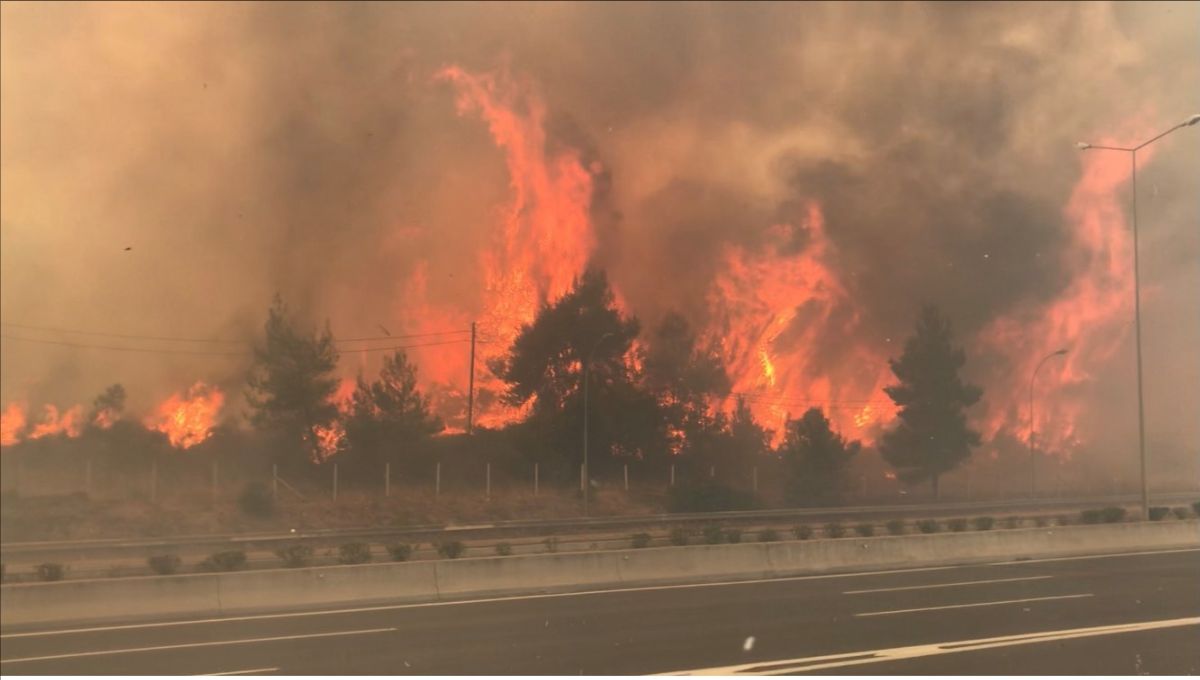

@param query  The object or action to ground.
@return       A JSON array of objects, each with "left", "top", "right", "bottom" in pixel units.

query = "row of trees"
[{"left": 242, "top": 269, "right": 983, "bottom": 503}]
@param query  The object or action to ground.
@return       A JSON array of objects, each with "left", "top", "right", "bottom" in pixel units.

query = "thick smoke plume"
[{"left": 2, "top": 2, "right": 1197, "bottom": 482}]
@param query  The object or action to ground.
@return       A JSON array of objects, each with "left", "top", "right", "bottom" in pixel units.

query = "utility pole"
[{"left": 466, "top": 321, "right": 476, "bottom": 435}]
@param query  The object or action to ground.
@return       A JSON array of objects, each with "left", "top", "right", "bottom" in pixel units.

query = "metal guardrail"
[{"left": 2, "top": 492, "right": 1196, "bottom": 559}]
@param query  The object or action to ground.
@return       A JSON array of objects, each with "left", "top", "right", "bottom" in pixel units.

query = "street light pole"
[
  {"left": 1029, "top": 348, "right": 1068, "bottom": 498},
  {"left": 582, "top": 332, "right": 616, "bottom": 516},
  {"left": 1077, "top": 114, "right": 1199, "bottom": 520}
]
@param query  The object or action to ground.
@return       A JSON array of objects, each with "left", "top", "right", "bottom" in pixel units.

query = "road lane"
[{"left": 3, "top": 548, "right": 1197, "bottom": 674}]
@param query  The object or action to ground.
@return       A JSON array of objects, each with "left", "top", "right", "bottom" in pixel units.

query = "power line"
[
  {"left": 0, "top": 321, "right": 471, "bottom": 346},
  {"left": 1, "top": 333, "right": 471, "bottom": 357}
]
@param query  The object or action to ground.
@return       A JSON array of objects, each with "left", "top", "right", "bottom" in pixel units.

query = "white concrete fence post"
[
  {"left": 486, "top": 463, "right": 491, "bottom": 500},
  {"left": 332, "top": 463, "right": 339, "bottom": 501},
  {"left": 534, "top": 463, "right": 539, "bottom": 496},
  {"left": 670, "top": 464, "right": 675, "bottom": 487},
  {"left": 624, "top": 464, "right": 629, "bottom": 491},
  {"left": 211, "top": 460, "right": 219, "bottom": 500},
  {"left": 150, "top": 461, "right": 158, "bottom": 502},
  {"left": 85, "top": 458, "right": 93, "bottom": 496},
  {"left": 752, "top": 466, "right": 758, "bottom": 493},
  {"left": 385, "top": 462, "right": 391, "bottom": 498},
  {"left": 435, "top": 462, "right": 441, "bottom": 499},
  {"left": 272, "top": 464, "right": 278, "bottom": 500}
]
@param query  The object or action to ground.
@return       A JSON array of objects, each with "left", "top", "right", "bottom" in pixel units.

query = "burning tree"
[
  {"left": 87, "top": 384, "right": 126, "bottom": 430},
  {"left": 879, "top": 306, "right": 982, "bottom": 498},
  {"left": 778, "top": 407, "right": 861, "bottom": 506},
  {"left": 343, "top": 350, "right": 443, "bottom": 477},
  {"left": 245, "top": 295, "right": 341, "bottom": 468},
  {"left": 490, "top": 268, "right": 661, "bottom": 478}
]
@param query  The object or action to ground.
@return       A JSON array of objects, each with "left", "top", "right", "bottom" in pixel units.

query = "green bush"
[
  {"left": 973, "top": 517, "right": 995, "bottom": 531},
  {"left": 542, "top": 536, "right": 559, "bottom": 553},
  {"left": 1100, "top": 506, "right": 1126, "bottom": 523},
  {"left": 668, "top": 528, "right": 690, "bottom": 546},
  {"left": 1080, "top": 509, "right": 1102, "bottom": 524},
  {"left": 1192, "top": 500, "right": 1200, "bottom": 516},
  {"left": 851, "top": 523, "right": 871, "bottom": 537},
  {"left": 437, "top": 541, "right": 466, "bottom": 559},
  {"left": 495, "top": 542, "right": 513, "bottom": 556},
  {"left": 276, "top": 544, "right": 313, "bottom": 568},
  {"left": 792, "top": 525, "right": 813, "bottom": 540},
  {"left": 202, "top": 550, "right": 247, "bottom": 572},
  {"left": 917, "top": 519, "right": 940, "bottom": 534},
  {"left": 147, "top": 554, "right": 181, "bottom": 575},
  {"left": 758, "top": 528, "right": 780, "bottom": 542},
  {"left": 1002, "top": 516, "right": 1021, "bottom": 529},
  {"left": 725, "top": 528, "right": 743, "bottom": 544},
  {"left": 338, "top": 542, "right": 373, "bottom": 565},
  {"left": 36, "top": 563, "right": 65, "bottom": 582},
  {"left": 237, "top": 482, "right": 274, "bottom": 518},
  {"left": 667, "top": 482, "right": 756, "bottom": 513},
  {"left": 0, "top": 563, "right": 5, "bottom": 583},
  {"left": 631, "top": 533, "right": 652, "bottom": 549},
  {"left": 1172, "top": 507, "right": 1189, "bottom": 520},
  {"left": 947, "top": 518, "right": 968, "bottom": 532},
  {"left": 1149, "top": 507, "right": 1170, "bottom": 521},
  {"left": 824, "top": 522, "right": 846, "bottom": 539},
  {"left": 702, "top": 525, "right": 724, "bottom": 545},
  {"left": 387, "top": 543, "right": 414, "bottom": 562}
]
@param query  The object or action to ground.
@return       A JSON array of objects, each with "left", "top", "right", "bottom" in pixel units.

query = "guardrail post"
[
  {"left": 486, "top": 462, "right": 491, "bottom": 500},
  {"left": 624, "top": 464, "right": 629, "bottom": 491},
  {"left": 534, "top": 462, "right": 539, "bottom": 496},
  {"left": 150, "top": 460, "right": 158, "bottom": 502},
  {"left": 272, "top": 464, "right": 278, "bottom": 500},
  {"left": 332, "top": 463, "right": 339, "bottom": 501},
  {"left": 435, "top": 462, "right": 441, "bottom": 499},
  {"left": 385, "top": 462, "right": 391, "bottom": 498}
]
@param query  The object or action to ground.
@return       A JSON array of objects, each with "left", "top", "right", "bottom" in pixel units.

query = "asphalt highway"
[{"left": 2, "top": 548, "right": 1197, "bottom": 675}]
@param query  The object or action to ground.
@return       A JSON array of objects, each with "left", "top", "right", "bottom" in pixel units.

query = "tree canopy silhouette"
[
  {"left": 778, "top": 407, "right": 861, "bottom": 506},
  {"left": 879, "top": 305, "right": 982, "bottom": 498},
  {"left": 343, "top": 350, "right": 443, "bottom": 475}
]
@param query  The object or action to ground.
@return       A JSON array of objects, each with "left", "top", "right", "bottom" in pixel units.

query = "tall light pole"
[
  {"left": 1077, "top": 113, "right": 1200, "bottom": 520},
  {"left": 582, "top": 331, "right": 616, "bottom": 516},
  {"left": 1029, "top": 348, "right": 1068, "bottom": 498}
]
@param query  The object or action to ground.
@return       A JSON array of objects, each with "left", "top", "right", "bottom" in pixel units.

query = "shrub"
[
  {"left": 237, "top": 482, "right": 274, "bottom": 518},
  {"left": 1193, "top": 500, "right": 1200, "bottom": 516},
  {"left": 202, "top": 550, "right": 246, "bottom": 572},
  {"left": 387, "top": 543, "right": 414, "bottom": 562},
  {"left": 702, "top": 525, "right": 724, "bottom": 545},
  {"left": 1002, "top": 516, "right": 1021, "bottom": 530},
  {"left": 1172, "top": 507, "right": 1189, "bottom": 520},
  {"left": 973, "top": 517, "right": 995, "bottom": 531},
  {"left": 668, "top": 528, "right": 690, "bottom": 546},
  {"left": 792, "top": 525, "right": 813, "bottom": 540},
  {"left": 1100, "top": 506, "right": 1126, "bottom": 523},
  {"left": 631, "top": 533, "right": 652, "bottom": 549},
  {"left": 917, "top": 519, "right": 940, "bottom": 534},
  {"left": 147, "top": 554, "right": 181, "bottom": 575},
  {"left": 36, "top": 563, "right": 65, "bottom": 582},
  {"left": 885, "top": 519, "right": 905, "bottom": 536},
  {"left": 824, "top": 522, "right": 846, "bottom": 539},
  {"left": 1054, "top": 515, "right": 1071, "bottom": 526},
  {"left": 1080, "top": 509, "right": 1102, "bottom": 524},
  {"left": 725, "top": 528, "right": 743, "bottom": 544},
  {"left": 854, "top": 523, "right": 874, "bottom": 537},
  {"left": 437, "top": 541, "right": 466, "bottom": 559},
  {"left": 667, "top": 482, "right": 756, "bottom": 513},
  {"left": 0, "top": 563, "right": 5, "bottom": 583},
  {"left": 338, "top": 542, "right": 373, "bottom": 565},
  {"left": 758, "top": 528, "right": 780, "bottom": 542},
  {"left": 495, "top": 542, "right": 514, "bottom": 556},
  {"left": 947, "top": 518, "right": 968, "bottom": 532},
  {"left": 1149, "top": 507, "right": 1171, "bottom": 521},
  {"left": 276, "top": 544, "right": 313, "bottom": 568},
  {"left": 542, "top": 536, "right": 559, "bottom": 553}
]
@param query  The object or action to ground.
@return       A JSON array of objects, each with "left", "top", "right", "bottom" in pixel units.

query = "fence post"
[
  {"left": 670, "top": 464, "right": 675, "bottom": 487},
  {"left": 534, "top": 462, "right": 539, "bottom": 496},
  {"left": 709, "top": 465, "right": 715, "bottom": 479},
  {"left": 486, "top": 462, "right": 491, "bottom": 500},
  {"left": 752, "top": 466, "right": 758, "bottom": 493},
  {"left": 85, "top": 458, "right": 93, "bottom": 496},
  {"left": 272, "top": 464, "right": 278, "bottom": 501},
  {"left": 385, "top": 462, "right": 391, "bottom": 498},
  {"left": 332, "top": 463, "right": 339, "bottom": 501},
  {"left": 624, "top": 464, "right": 629, "bottom": 491},
  {"left": 435, "top": 462, "right": 441, "bottom": 499},
  {"left": 150, "top": 460, "right": 158, "bottom": 502},
  {"left": 580, "top": 463, "right": 586, "bottom": 493},
  {"left": 211, "top": 460, "right": 219, "bottom": 500}
]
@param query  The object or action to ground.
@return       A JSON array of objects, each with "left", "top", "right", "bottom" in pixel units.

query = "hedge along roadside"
[{"left": 2, "top": 520, "right": 1196, "bottom": 629}]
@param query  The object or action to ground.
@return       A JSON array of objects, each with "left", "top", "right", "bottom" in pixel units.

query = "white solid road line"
[
  {"left": 3, "top": 547, "right": 1195, "bottom": 641},
  {"left": 855, "top": 593, "right": 1094, "bottom": 617},
  {"left": 204, "top": 668, "right": 280, "bottom": 676},
  {"left": 843, "top": 574, "right": 1052, "bottom": 594},
  {"left": 0, "top": 627, "right": 396, "bottom": 665},
  {"left": 665, "top": 616, "right": 1200, "bottom": 675}
]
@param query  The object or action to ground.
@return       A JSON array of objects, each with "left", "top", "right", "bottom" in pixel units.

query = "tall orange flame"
[
  {"left": 28, "top": 404, "right": 84, "bottom": 440},
  {"left": 1, "top": 402, "right": 28, "bottom": 447},
  {"left": 144, "top": 382, "right": 225, "bottom": 449}
]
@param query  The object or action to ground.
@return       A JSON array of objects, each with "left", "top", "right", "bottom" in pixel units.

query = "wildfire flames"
[
  {"left": 1, "top": 402, "right": 29, "bottom": 447},
  {"left": 144, "top": 382, "right": 225, "bottom": 449}
]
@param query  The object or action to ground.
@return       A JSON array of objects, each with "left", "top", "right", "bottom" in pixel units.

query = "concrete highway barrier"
[{"left": 3, "top": 520, "right": 1196, "bottom": 628}]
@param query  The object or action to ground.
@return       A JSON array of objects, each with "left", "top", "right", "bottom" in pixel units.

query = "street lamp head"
[
  {"left": 1185, "top": 114, "right": 1200, "bottom": 127},
  {"left": 1076, "top": 142, "right": 1092, "bottom": 150}
]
